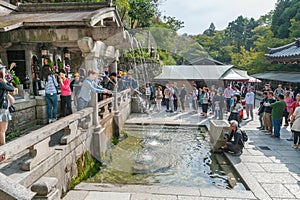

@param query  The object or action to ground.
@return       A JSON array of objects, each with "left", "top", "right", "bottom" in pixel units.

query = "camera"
[{"left": 224, "top": 132, "right": 230, "bottom": 140}]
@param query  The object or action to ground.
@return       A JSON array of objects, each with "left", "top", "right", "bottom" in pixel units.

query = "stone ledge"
[
  {"left": 0, "top": 172, "right": 35, "bottom": 200},
  {"left": 225, "top": 154, "right": 272, "bottom": 200},
  {"left": 73, "top": 183, "right": 257, "bottom": 199}
]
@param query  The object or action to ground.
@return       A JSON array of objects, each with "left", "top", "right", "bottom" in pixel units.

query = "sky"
[{"left": 159, "top": 0, "right": 278, "bottom": 35}]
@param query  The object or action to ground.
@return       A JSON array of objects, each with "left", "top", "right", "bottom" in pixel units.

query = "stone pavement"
[{"left": 63, "top": 106, "right": 300, "bottom": 200}]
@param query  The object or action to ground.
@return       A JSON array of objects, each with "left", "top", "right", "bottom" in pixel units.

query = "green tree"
[
  {"left": 203, "top": 23, "right": 216, "bottom": 36},
  {"left": 225, "top": 16, "right": 259, "bottom": 50},
  {"left": 114, "top": 0, "right": 130, "bottom": 22},
  {"left": 257, "top": 11, "right": 274, "bottom": 26},
  {"left": 161, "top": 16, "right": 184, "bottom": 32},
  {"left": 289, "top": 18, "right": 300, "bottom": 38},
  {"left": 271, "top": 0, "right": 300, "bottom": 38},
  {"left": 128, "top": 0, "right": 159, "bottom": 28}
]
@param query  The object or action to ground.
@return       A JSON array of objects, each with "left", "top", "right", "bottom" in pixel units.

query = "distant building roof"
[
  {"left": 188, "top": 57, "right": 224, "bottom": 65},
  {"left": 265, "top": 38, "right": 300, "bottom": 64},
  {"left": 154, "top": 65, "right": 249, "bottom": 80},
  {"left": 219, "top": 68, "right": 250, "bottom": 81},
  {"left": 252, "top": 71, "right": 300, "bottom": 83}
]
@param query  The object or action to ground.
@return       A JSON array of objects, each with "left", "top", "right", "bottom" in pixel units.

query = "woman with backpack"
[{"left": 41, "top": 65, "right": 59, "bottom": 124}]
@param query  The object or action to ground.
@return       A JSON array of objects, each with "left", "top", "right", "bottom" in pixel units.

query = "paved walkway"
[{"left": 63, "top": 106, "right": 300, "bottom": 200}]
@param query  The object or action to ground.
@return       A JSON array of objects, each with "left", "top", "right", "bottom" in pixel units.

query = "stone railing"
[{"left": 0, "top": 89, "right": 132, "bottom": 200}]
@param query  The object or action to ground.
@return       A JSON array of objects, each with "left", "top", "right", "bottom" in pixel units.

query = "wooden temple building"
[
  {"left": 265, "top": 38, "right": 300, "bottom": 64},
  {"left": 0, "top": 0, "right": 134, "bottom": 96},
  {"left": 0, "top": 0, "right": 140, "bottom": 130}
]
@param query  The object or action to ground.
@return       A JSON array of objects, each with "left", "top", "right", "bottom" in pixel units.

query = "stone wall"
[
  {"left": 8, "top": 99, "right": 37, "bottom": 133},
  {"left": 8, "top": 95, "right": 64, "bottom": 134}
]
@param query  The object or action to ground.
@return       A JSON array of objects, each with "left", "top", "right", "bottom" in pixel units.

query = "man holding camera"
[{"left": 221, "top": 120, "right": 244, "bottom": 155}]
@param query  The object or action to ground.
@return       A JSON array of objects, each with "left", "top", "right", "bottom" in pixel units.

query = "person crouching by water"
[
  {"left": 0, "top": 64, "right": 14, "bottom": 146},
  {"left": 77, "top": 70, "right": 112, "bottom": 111},
  {"left": 221, "top": 120, "right": 244, "bottom": 156}
]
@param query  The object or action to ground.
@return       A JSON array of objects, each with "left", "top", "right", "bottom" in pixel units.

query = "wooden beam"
[{"left": 0, "top": 27, "right": 123, "bottom": 43}]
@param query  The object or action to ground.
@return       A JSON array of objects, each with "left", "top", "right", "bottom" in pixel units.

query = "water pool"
[{"left": 88, "top": 125, "right": 245, "bottom": 190}]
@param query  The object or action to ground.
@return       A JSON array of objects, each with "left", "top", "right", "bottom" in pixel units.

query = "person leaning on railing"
[{"left": 77, "top": 70, "right": 112, "bottom": 111}]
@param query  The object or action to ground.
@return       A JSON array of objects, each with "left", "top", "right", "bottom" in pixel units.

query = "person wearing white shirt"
[{"left": 244, "top": 88, "right": 255, "bottom": 120}]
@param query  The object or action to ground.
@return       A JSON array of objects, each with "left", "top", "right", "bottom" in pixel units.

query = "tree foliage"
[
  {"left": 225, "top": 16, "right": 259, "bottom": 50},
  {"left": 289, "top": 18, "right": 300, "bottom": 38},
  {"left": 128, "top": 0, "right": 159, "bottom": 28},
  {"left": 203, "top": 23, "right": 216, "bottom": 36},
  {"left": 12, "top": 0, "right": 300, "bottom": 73},
  {"left": 271, "top": 0, "right": 300, "bottom": 38},
  {"left": 189, "top": 0, "right": 300, "bottom": 75},
  {"left": 161, "top": 16, "right": 184, "bottom": 32}
]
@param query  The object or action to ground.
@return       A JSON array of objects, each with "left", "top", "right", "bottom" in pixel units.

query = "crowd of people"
[
  {"left": 1, "top": 59, "right": 300, "bottom": 157},
  {"left": 0, "top": 59, "right": 144, "bottom": 146},
  {"left": 42, "top": 65, "right": 141, "bottom": 123},
  {"left": 258, "top": 84, "right": 300, "bottom": 148},
  {"left": 149, "top": 82, "right": 247, "bottom": 121},
  {"left": 143, "top": 82, "right": 300, "bottom": 154}
]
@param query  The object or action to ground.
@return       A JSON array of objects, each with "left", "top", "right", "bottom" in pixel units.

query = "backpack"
[{"left": 240, "top": 130, "right": 248, "bottom": 142}]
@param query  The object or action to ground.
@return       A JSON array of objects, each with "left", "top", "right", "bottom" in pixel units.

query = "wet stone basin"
[{"left": 88, "top": 125, "right": 246, "bottom": 190}]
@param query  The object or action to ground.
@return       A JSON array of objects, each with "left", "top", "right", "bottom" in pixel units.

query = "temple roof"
[
  {"left": 0, "top": 1, "right": 133, "bottom": 50},
  {"left": 252, "top": 71, "right": 300, "bottom": 83},
  {"left": 0, "top": 2, "right": 122, "bottom": 32},
  {"left": 265, "top": 38, "right": 300, "bottom": 63}
]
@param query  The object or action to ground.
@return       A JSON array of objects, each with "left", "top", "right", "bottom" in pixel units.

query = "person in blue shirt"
[
  {"left": 127, "top": 70, "right": 138, "bottom": 90},
  {"left": 77, "top": 70, "right": 112, "bottom": 111}
]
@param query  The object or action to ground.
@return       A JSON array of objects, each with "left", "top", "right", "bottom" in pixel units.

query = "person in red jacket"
[{"left": 59, "top": 69, "right": 72, "bottom": 117}]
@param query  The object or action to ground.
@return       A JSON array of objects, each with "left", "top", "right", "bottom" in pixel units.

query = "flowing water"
[{"left": 88, "top": 125, "right": 246, "bottom": 190}]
